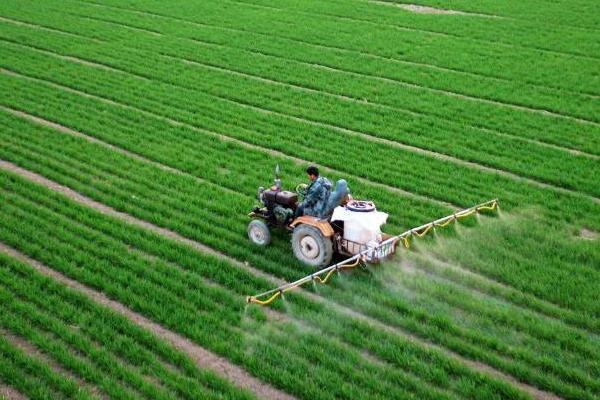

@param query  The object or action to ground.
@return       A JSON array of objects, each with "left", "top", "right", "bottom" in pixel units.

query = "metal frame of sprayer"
[{"left": 246, "top": 198, "right": 499, "bottom": 305}]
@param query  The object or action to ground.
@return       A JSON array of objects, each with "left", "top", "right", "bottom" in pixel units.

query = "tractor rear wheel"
[
  {"left": 248, "top": 219, "right": 271, "bottom": 246},
  {"left": 291, "top": 224, "right": 333, "bottom": 268}
]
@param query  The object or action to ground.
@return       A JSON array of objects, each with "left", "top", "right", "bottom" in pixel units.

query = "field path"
[
  {"left": 4, "top": 40, "right": 597, "bottom": 201},
  {"left": 0, "top": 73, "right": 457, "bottom": 211},
  {"left": 0, "top": 160, "right": 563, "bottom": 400},
  {"left": 0, "top": 385, "right": 26, "bottom": 400},
  {"left": 0, "top": 242, "right": 296, "bottom": 400},
  {"left": 0, "top": 330, "right": 105, "bottom": 399}
]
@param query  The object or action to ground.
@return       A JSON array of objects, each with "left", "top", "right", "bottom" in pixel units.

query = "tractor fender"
[{"left": 289, "top": 216, "right": 334, "bottom": 237}]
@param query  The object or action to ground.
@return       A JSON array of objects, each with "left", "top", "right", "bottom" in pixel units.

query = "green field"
[{"left": 0, "top": 0, "right": 598, "bottom": 399}]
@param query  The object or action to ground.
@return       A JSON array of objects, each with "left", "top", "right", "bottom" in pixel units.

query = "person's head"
[{"left": 306, "top": 165, "right": 319, "bottom": 181}]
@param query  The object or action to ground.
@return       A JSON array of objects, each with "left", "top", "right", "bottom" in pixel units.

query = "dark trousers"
[{"left": 294, "top": 203, "right": 305, "bottom": 218}]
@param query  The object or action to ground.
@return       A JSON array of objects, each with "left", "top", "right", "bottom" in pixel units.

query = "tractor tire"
[
  {"left": 248, "top": 219, "right": 271, "bottom": 246},
  {"left": 291, "top": 224, "right": 333, "bottom": 268}
]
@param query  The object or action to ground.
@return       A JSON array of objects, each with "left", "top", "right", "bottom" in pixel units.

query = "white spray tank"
[{"left": 331, "top": 200, "right": 388, "bottom": 254}]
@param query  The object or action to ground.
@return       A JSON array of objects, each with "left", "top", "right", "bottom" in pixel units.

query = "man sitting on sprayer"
[{"left": 295, "top": 165, "right": 332, "bottom": 218}]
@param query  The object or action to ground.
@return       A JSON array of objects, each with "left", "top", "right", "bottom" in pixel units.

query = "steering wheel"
[{"left": 295, "top": 183, "right": 308, "bottom": 200}]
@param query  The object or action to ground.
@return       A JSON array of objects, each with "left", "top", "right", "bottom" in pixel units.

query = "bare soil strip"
[
  {"left": 177, "top": 46, "right": 600, "bottom": 161},
  {"left": 407, "top": 254, "right": 594, "bottom": 336},
  {"left": 0, "top": 242, "right": 295, "bottom": 400},
  {"left": 578, "top": 228, "right": 598, "bottom": 241},
  {"left": 0, "top": 384, "right": 27, "bottom": 400},
  {"left": 77, "top": 1, "right": 600, "bottom": 102},
  {"left": 0, "top": 107, "right": 239, "bottom": 197},
  {"left": 75, "top": 13, "right": 162, "bottom": 37},
  {"left": 223, "top": 0, "right": 600, "bottom": 63},
  {"left": 0, "top": 159, "right": 283, "bottom": 287},
  {"left": 0, "top": 80, "right": 457, "bottom": 211},
  {"left": 4, "top": 40, "right": 596, "bottom": 203},
  {"left": 0, "top": 161, "right": 561, "bottom": 400},
  {"left": 0, "top": 38, "right": 144, "bottom": 78},
  {"left": 369, "top": 1, "right": 499, "bottom": 17},
  {"left": 0, "top": 15, "right": 102, "bottom": 42},
  {"left": 0, "top": 330, "right": 105, "bottom": 399}
]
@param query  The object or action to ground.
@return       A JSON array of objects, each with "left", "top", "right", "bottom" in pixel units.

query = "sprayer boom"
[{"left": 247, "top": 199, "right": 499, "bottom": 305}]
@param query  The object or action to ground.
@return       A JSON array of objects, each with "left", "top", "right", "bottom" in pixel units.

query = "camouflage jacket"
[{"left": 302, "top": 177, "right": 332, "bottom": 218}]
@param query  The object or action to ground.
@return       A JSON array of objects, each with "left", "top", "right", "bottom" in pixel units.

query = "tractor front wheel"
[
  {"left": 248, "top": 219, "right": 271, "bottom": 246},
  {"left": 291, "top": 224, "right": 333, "bottom": 268}
]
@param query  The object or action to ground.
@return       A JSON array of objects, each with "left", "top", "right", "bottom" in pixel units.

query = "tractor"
[{"left": 247, "top": 167, "right": 396, "bottom": 267}]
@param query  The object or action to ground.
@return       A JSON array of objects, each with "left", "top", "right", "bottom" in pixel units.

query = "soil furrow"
[
  {"left": 0, "top": 15, "right": 101, "bottom": 42},
  {"left": 225, "top": 0, "right": 600, "bottom": 62},
  {"left": 0, "top": 71, "right": 457, "bottom": 210},
  {"left": 0, "top": 384, "right": 27, "bottom": 400},
  {"left": 71, "top": 0, "right": 600, "bottom": 102},
  {"left": 3, "top": 42, "right": 593, "bottom": 203},
  {"left": 88, "top": 0, "right": 600, "bottom": 100},
  {"left": 0, "top": 242, "right": 295, "bottom": 400},
  {"left": 5, "top": 40, "right": 596, "bottom": 202},
  {"left": 0, "top": 330, "right": 105, "bottom": 399},
  {"left": 0, "top": 161, "right": 562, "bottom": 400}
]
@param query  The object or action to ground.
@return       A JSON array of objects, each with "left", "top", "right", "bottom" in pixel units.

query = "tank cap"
[{"left": 346, "top": 200, "right": 375, "bottom": 212}]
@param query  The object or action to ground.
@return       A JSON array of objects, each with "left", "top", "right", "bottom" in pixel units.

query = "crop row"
[
  {"left": 47, "top": 0, "right": 600, "bottom": 124},
  {"left": 226, "top": 0, "right": 600, "bottom": 57},
  {"left": 1, "top": 47, "right": 598, "bottom": 229},
  {"left": 8, "top": 0, "right": 599, "bottom": 107},
  {"left": 3, "top": 3, "right": 600, "bottom": 157},
  {"left": 69, "top": 0, "right": 600, "bottom": 95},
  {"left": 1, "top": 69, "right": 598, "bottom": 316},
  {"left": 0, "top": 334, "right": 92, "bottom": 400},
  {"left": 7, "top": 8, "right": 598, "bottom": 196},
  {"left": 0, "top": 253, "right": 254, "bottom": 400},
  {"left": 9, "top": 44, "right": 600, "bottom": 201},
  {"left": 0, "top": 119, "right": 592, "bottom": 400},
  {"left": 0, "top": 168, "right": 535, "bottom": 400},
  {"left": 348, "top": 0, "right": 600, "bottom": 34},
  {"left": 0, "top": 110, "right": 597, "bottom": 399}
]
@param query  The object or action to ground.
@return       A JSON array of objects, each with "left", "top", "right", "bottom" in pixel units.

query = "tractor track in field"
[
  {"left": 174, "top": 48, "right": 600, "bottom": 158},
  {"left": 4, "top": 14, "right": 599, "bottom": 160},
  {"left": 412, "top": 253, "right": 598, "bottom": 334},
  {"left": 259, "top": 308, "right": 460, "bottom": 400},
  {"left": 173, "top": 57, "right": 600, "bottom": 200},
  {"left": 224, "top": 0, "right": 600, "bottom": 63},
  {"left": 72, "top": 13, "right": 163, "bottom": 37},
  {"left": 0, "top": 73, "right": 457, "bottom": 212},
  {"left": 23, "top": 8, "right": 599, "bottom": 133},
  {"left": 172, "top": 39, "right": 600, "bottom": 129},
  {"left": 0, "top": 329, "right": 106, "bottom": 399},
  {"left": 69, "top": 0, "right": 600, "bottom": 103},
  {"left": 5, "top": 103, "right": 596, "bottom": 336},
  {"left": 398, "top": 256, "right": 600, "bottom": 348},
  {"left": 2, "top": 43, "right": 597, "bottom": 205},
  {"left": 0, "top": 107, "right": 240, "bottom": 198},
  {"left": 0, "top": 15, "right": 103, "bottom": 43},
  {"left": 0, "top": 35, "right": 145, "bottom": 80},
  {"left": 0, "top": 385, "right": 26, "bottom": 400},
  {"left": 0, "top": 161, "right": 563, "bottom": 400},
  {"left": 0, "top": 242, "right": 296, "bottom": 400},
  {"left": 5, "top": 104, "right": 591, "bottom": 339},
  {"left": 368, "top": 1, "right": 500, "bottom": 17},
  {"left": 226, "top": 0, "right": 600, "bottom": 62},
  {"left": 46, "top": 6, "right": 596, "bottom": 129}
]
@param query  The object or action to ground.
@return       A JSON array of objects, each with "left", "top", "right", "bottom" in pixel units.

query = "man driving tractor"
[{"left": 295, "top": 165, "right": 332, "bottom": 218}]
